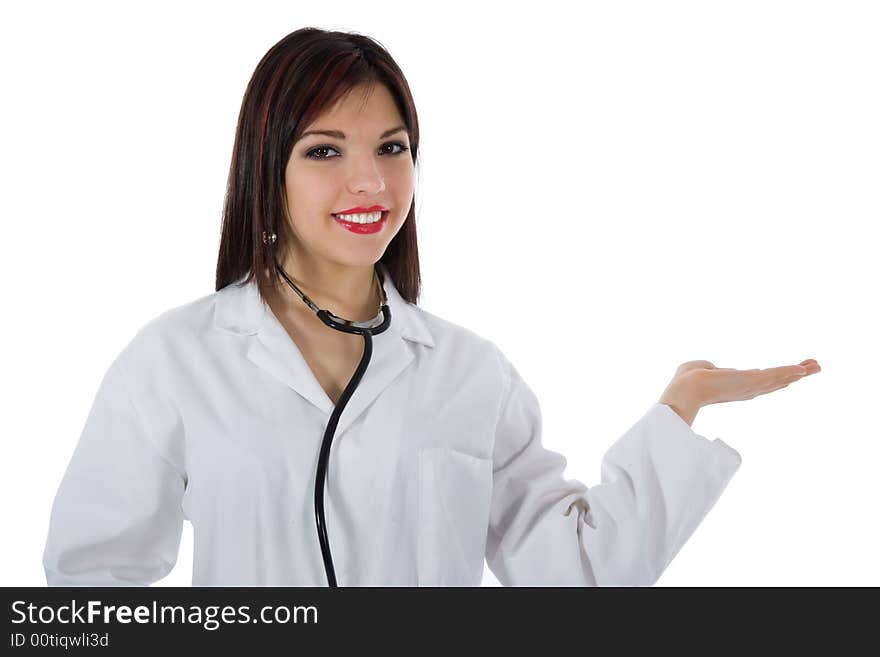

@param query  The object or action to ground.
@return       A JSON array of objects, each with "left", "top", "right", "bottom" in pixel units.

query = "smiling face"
[{"left": 281, "top": 82, "right": 414, "bottom": 274}]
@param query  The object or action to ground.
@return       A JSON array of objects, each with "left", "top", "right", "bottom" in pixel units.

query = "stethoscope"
[{"left": 275, "top": 260, "right": 392, "bottom": 587}]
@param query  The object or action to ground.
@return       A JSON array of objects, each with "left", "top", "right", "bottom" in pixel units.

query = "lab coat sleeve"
[
  {"left": 42, "top": 357, "right": 186, "bottom": 586},
  {"left": 484, "top": 350, "right": 742, "bottom": 586}
]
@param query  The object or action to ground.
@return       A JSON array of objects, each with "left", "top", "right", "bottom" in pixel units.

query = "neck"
[{"left": 267, "top": 251, "right": 381, "bottom": 323}]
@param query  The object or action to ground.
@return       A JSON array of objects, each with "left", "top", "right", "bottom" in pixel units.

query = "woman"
[{"left": 42, "top": 27, "right": 820, "bottom": 587}]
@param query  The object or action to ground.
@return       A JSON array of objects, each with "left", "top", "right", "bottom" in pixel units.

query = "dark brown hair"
[{"left": 214, "top": 27, "right": 422, "bottom": 305}]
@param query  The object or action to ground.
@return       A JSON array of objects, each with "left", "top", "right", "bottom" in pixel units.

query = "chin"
[{"left": 323, "top": 249, "right": 387, "bottom": 269}]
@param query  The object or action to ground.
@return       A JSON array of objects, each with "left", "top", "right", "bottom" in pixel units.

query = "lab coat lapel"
[
  {"left": 246, "top": 319, "right": 336, "bottom": 416},
  {"left": 215, "top": 266, "right": 433, "bottom": 438},
  {"left": 329, "top": 264, "right": 435, "bottom": 437},
  {"left": 247, "top": 306, "right": 415, "bottom": 438}
]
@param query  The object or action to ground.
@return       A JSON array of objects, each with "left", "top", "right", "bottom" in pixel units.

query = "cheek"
[
  {"left": 391, "top": 161, "right": 414, "bottom": 185},
  {"left": 285, "top": 173, "right": 335, "bottom": 220},
  {"left": 389, "top": 168, "right": 414, "bottom": 210}
]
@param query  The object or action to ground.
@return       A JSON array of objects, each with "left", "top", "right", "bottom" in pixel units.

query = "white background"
[{"left": 2, "top": 0, "right": 877, "bottom": 586}]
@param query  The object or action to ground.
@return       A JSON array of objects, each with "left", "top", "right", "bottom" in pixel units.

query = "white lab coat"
[{"left": 43, "top": 264, "right": 742, "bottom": 586}]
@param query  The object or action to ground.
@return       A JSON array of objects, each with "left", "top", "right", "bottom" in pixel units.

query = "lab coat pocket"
[{"left": 417, "top": 446, "right": 493, "bottom": 586}]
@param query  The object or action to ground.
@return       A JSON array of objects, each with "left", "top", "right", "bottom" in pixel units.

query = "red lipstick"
[
  {"left": 331, "top": 209, "right": 389, "bottom": 235},
  {"left": 333, "top": 205, "right": 388, "bottom": 215}
]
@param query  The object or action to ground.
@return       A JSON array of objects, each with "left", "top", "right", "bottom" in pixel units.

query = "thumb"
[{"left": 676, "top": 360, "right": 716, "bottom": 376}]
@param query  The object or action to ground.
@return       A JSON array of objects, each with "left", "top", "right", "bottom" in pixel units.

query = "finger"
[
  {"left": 763, "top": 368, "right": 818, "bottom": 396},
  {"left": 718, "top": 367, "right": 801, "bottom": 395},
  {"left": 701, "top": 366, "right": 802, "bottom": 403},
  {"left": 748, "top": 381, "right": 792, "bottom": 399},
  {"left": 798, "top": 359, "right": 822, "bottom": 374},
  {"left": 757, "top": 365, "right": 809, "bottom": 386},
  {"left": 746, "top": 369, "right": 808, "bottom": 397}
]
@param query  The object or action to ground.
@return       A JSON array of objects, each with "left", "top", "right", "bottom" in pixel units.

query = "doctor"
[{"left": 43, "top": 28, "right": 820, "bottom": 587}]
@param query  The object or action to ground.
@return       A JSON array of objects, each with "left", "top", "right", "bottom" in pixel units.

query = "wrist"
[
  {"left": 659, "top": 384, "right": 700, "bottom": 427},
  {"left": 660, "top": 398, "right": 699, "bottom": 427}
]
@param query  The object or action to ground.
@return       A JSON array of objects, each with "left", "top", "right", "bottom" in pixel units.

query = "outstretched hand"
[{"left": 659, "top": 358, "right": 821, "bottom": 426}]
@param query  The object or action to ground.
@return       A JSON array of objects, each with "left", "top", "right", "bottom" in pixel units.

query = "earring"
[{"left": 262, "top": 231, "right": 277, "bottom": 245}]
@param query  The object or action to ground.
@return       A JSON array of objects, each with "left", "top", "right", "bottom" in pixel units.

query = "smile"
[
  {"left": 332, "top": 211, "right": 384, "bottom": 223},
  {"left": 332, "top": 211, "right": 389, "bottom": 234}
]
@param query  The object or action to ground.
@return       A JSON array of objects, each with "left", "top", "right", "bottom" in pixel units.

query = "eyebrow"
[{"left": 298, "top": 125, "right": 408, "bottom": 141}]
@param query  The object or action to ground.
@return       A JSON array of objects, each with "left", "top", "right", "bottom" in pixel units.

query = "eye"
[
  {"left": 379, "top": 141, "right": 410, "bottom": 156},
  {"left": 305, "top": 145, "right": 341, "bottom": 160},
  {"left": 305, "top": 141, "right": 410, "bottom": 160}
]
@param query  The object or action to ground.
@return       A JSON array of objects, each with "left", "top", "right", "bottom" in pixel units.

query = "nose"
[{"left": 345, "top": 155, "right": 386, "bottom": 196}]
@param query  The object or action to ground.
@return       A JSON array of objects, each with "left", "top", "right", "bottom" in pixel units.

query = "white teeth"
[{"left": 333, "top": 211, "right": 384, "bottom": 224}]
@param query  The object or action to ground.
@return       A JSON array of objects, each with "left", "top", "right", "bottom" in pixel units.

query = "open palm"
[{"left": 668, "top": 358, "right": 821, "bottom": 407}]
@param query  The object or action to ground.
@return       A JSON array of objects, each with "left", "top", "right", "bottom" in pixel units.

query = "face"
[{"left": 281, "top": 82, "right": 414, "bottom": 272}]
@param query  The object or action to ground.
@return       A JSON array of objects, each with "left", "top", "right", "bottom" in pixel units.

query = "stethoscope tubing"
[
  {"left": 313, "top": 306, "right": 392, "bottom": 587},
  {"left": 275, "top": 261, "right": 392, "bottom": 587}
]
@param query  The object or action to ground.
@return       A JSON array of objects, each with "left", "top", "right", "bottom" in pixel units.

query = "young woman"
[{"left": 43, "top": 27, "right": 820, "bottom": 587}]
